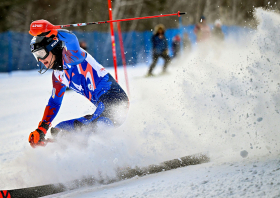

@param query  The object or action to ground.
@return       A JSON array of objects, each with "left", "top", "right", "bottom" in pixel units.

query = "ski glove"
[
  {"left": 28, "top": 121, "right": 49, "bottom": 148},
  {"left": 29, "top": 19, "right": 58, "bottom": 37}
]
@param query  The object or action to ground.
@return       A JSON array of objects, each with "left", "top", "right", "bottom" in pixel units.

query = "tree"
[{"left": 2, "top": 0, "right": 280, "bottom": 33}]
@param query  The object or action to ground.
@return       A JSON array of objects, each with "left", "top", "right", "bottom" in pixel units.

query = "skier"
[{"left": 28, "top": 20, "right": 129, "bottom": 147}]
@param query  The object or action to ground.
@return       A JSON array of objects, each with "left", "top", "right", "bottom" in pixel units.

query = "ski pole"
[
  {"left": 30, "top": 11, "right": 185, "bottom": 36},
  {"left": 54, "top": 11, "right": 185, "bottom": 28}
]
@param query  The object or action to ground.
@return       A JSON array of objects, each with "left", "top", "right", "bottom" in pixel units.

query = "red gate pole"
[
  {"left": 117, "top": 22, "right": 130, "bottom": 97},
  {"left": 108, "top": 0, "right": 118, "bottom": 82}
]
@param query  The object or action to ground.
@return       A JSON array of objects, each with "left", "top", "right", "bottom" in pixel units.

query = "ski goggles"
[
  {"left": 31, "top": 38, "right": 61, "bottom": 61},
  {"left": 32, "top": 47, "right": 49, "bottom": 61}
]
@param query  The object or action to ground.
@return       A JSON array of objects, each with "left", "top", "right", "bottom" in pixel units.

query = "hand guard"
[
  {"left": 29, "top": 20, "right": 58, "bottom": 37},
  {"left": 28, "top": 121, "right": 50, "bottom": 148}
]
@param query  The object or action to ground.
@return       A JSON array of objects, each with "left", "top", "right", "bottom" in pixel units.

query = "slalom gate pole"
[
  {"left": 46, "top": 11, "right": 185, "bottom": 84},
  {"left": 53, "top": 12, "right": 185, "bottom": 29},
  {"left": 117, "top": 22, "right": 130, "bottom": 97},
  {"left": 48, "top": 11, "right": 185, "bottom": 83},
  {"left": 179, "top": 16, "right": 184, "bottom": 55},
  {"left": 108, "top": 0, "right": 118, "bottom": 82}
]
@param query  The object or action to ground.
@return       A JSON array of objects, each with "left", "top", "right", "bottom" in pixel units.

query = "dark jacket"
[
  {"left": 212, "top": 27, "right": 224, "bottom": 41},
  {"left": 152, "top": 34, "right": 168, "bottom": 55}
]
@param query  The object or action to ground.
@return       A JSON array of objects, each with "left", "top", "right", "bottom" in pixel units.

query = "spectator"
[
  {"left": 211, "top": 19, "right": 225, "bottom": 59},
  {"left": 172, "top": 35, "right": 181, "bottom": 58},
  {"left": 147, "top": 24, "right": 171, "bottom": 77},
  {"left": 194, "top": 16, "right": 211, "bottom": 43},
  {"left": 79, "top": 41, "right": 88, "bottom": 51},
  {"left": 183, "top": 33, "right": 192, "bottom": 54},
  {"left": 212, "top": 19, "right": 224, "bottom": 42}
]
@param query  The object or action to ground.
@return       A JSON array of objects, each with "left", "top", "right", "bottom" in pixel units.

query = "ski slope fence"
[{"left": 0, "top": 25, "right": 249, "bottom": 72}]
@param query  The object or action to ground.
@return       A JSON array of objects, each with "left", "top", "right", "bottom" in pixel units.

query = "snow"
[
  {"left": 44, "top": 155, "right": 280, "bottom": 198},
  {"left": 1, "top": 8, "right": 280, "bottom": 197}
]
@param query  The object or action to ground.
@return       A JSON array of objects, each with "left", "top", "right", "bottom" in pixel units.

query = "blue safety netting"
[{"left": 0, "top": 25, "right": 250, "bottom": 72}]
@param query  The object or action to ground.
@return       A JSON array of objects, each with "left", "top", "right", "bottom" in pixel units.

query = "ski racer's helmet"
[{"left": 30, "top": 34, "right": 64, "bottom": 73}]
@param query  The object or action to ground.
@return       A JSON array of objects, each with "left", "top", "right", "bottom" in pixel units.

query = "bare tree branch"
[{"left": 129, "top": 0, "right": 144, "bottom": 31}]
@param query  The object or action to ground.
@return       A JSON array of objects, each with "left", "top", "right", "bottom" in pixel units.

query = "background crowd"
[{"left": 0, "top": 0, "right": 273, "bottom": 73}]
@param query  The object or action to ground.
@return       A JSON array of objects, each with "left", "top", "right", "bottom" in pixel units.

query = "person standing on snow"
[
  {"left": 211, "top": 19, "right": 225, "bottom": 59},
  {"left": 212, "top": 19, "right": 224, "bottom": 42},
  {"left": 28, "top": 20, "right": 129, "bottom": 148},
  {"left": 194, "top": 16, "right": 211, "bottom": 43},
  {"left": 172, "top": 34, "right": 181, "bottom": 58},
  {"left": 146, "top": 24, "right": 171, "bottom": 77}
]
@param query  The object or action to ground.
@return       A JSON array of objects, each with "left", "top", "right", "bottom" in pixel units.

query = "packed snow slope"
[
  {"left": 0, "top": 8, "right": 280, "bottom": 197},
  {"left": 43, "top": 155, "right": 280, "bottom": 198}
]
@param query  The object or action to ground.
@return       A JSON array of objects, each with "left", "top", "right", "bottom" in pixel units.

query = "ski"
[{"left": 1, "top": 153, "right": 209, "bottom": 198}]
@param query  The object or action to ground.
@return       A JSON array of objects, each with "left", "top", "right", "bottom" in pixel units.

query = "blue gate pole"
[
  {"left": 8, "top": 31, "right": 13, "bottom": 74},
  {"left": 179, "top": 16, "right": 184, "bottom": 55}
]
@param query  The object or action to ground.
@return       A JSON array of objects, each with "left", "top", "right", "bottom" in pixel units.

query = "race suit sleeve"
[
  {"left": 40, "top": 72, "right": 66, "bottom": 125},
  {"left": 56, "top": 29, "right": 86, "bottom": 65}
]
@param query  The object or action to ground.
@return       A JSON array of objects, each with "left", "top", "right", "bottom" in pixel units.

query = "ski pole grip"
[{"left": 178, "top": 11, "right": 186, "bottom": 17}]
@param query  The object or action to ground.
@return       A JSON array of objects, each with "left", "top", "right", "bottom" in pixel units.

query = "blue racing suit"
[{"left": 40, "top": 30, "right": 129, "bottom": 132}]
